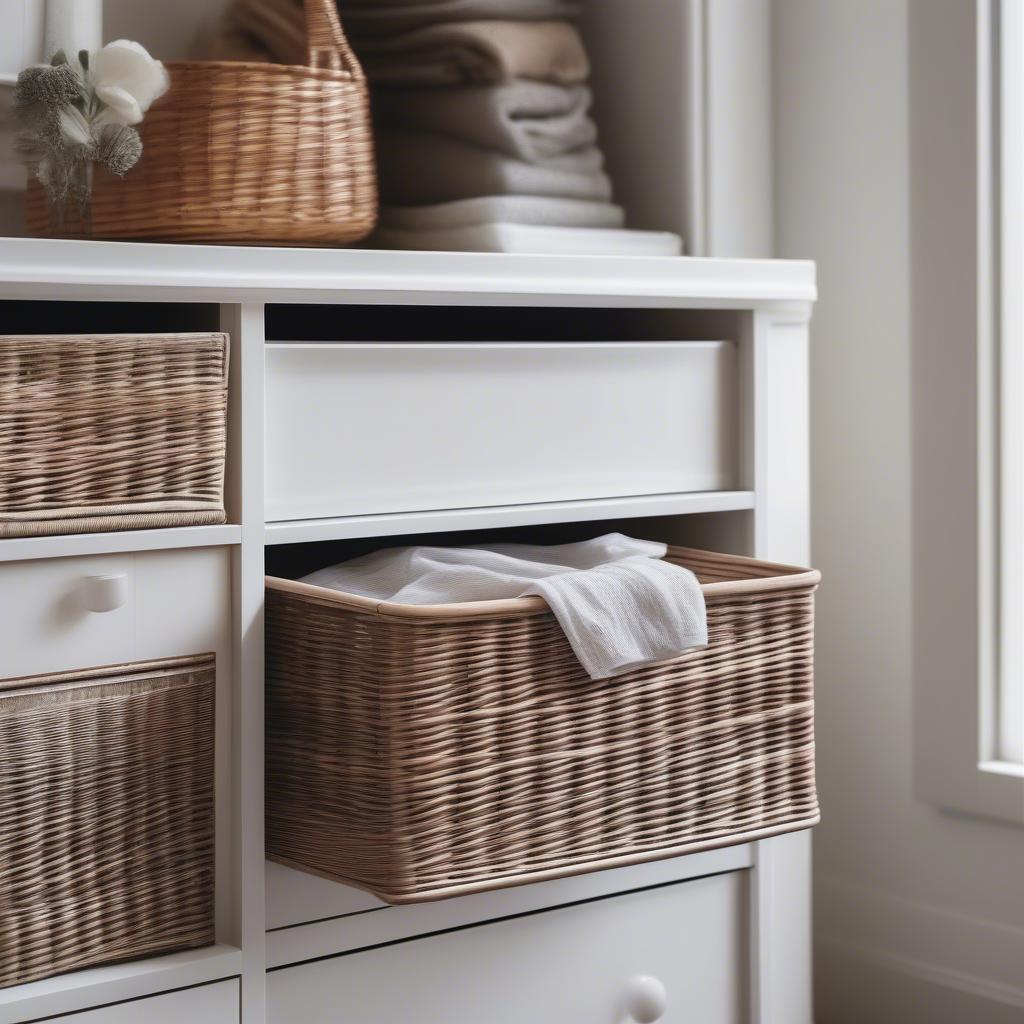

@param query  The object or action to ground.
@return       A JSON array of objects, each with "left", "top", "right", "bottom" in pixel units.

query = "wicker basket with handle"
[
  {"left": 25, "top": 0, "right": 377, "bottom": 245},
  {"left": 0, "top": 655, "right": 215, "bottom": 989},
  {"left": 266, "top": 546, "right": 820, "bottom": 904}
]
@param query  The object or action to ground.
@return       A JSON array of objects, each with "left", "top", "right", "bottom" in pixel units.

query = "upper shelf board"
[{"left": 0, "top": 238, "right": 815, "bottom": 308}]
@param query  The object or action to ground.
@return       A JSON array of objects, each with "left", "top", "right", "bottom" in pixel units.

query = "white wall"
[
  {"left": 774, "top": 1, "right": 1024, "bottom": 1021},
  {"left": 102, "top": 0, "right": 227, "bottom": 60},
  {"left": 582, "top": 0, "right": 773, "bottom": 256}
]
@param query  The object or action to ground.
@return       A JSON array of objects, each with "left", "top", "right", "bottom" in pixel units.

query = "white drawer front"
[
  {"left": 0, "top": 547, "right": 231, "bottom": 679},
  {"left": 48, "top": 980, "right": 238, "bottom": 1024},
  {"left": 265, "top": 341, "right": 738, "bottom": 521},
  {"left": 268, "top": 872, "right": 747, "bottom": 1024}
]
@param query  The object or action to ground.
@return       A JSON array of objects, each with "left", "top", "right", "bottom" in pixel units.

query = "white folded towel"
[
  {"left": 381, "top": 196, "right": 626, "bottom": 230},
  {"left": 300, "top": 534, "right": 707, "bottom": 680},
  {"left": 370, "top": 222, "right": 683, "bottom": 255}
]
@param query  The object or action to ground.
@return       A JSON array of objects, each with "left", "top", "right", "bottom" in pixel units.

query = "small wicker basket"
[
  {"left": 0, "top": 333, "right": 229, "bottom": 537},
  {"left": 266, "top": 546, "right": 820, "bottom": 904},
  {"left": 0, "top": 656, "right": 216, "bottom": 989},
  {"left": 25, "top": 0, "right": 377, "bottom": 245}
]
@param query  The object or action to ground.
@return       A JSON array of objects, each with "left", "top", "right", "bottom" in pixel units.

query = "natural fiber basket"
[
  {"left": 0, "top": 655, "right": 215, "bottom": 988},
  {"left": 0, "top": 333, "right": 228, "bottom": 537},
  {"left": 25, "top": 0, "right": 377, "bottom": 245},
  {"left": 266, "top": 546, "right": 820, "bottom": 904}
]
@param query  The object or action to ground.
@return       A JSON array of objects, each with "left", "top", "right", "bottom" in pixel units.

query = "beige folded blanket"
[
  {"left": 343, "top": 0, "right": 582, "bottom": 37},
  {"left": 374, "top": 82, "right": 596, "bottom": 161},
  {"left": 357, "top": 20, "right": 588, "bottom": 86},
  {"left": 203, "top": 0, "right": 304, "bottom": 65},
  {"left": 376, "top": 131, "right": 612, "bottom": 204}
]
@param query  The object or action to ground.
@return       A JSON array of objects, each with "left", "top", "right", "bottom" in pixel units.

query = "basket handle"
[{"left": 305, "top": 0, "right": 364, "bottom": 78}]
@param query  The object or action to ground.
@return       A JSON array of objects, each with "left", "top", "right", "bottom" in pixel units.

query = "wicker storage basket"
[
  {"left": 0, "top": 333, "right": 228, "bottom": 537},
  {"left": 25, "top": 0, "right": 377, "bottom": 245},
  {"left": 0, "top": 655, "right": 215, "bottom": 989},
  {"left": 266, "top": 546, "right": 820, "bottom": 904}
]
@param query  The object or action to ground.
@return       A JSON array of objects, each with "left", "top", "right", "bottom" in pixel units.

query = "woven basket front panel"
[
  {"left": 0, "top": 656, "right": 215, "bottom": 989},
  {"left": 266, "top": 551, "right": 819, "bottom": 903},
  {"left": 0, "top": 334, "right": 228, "bottom": 537},
  {"left": 25, "top": 60, "right": 378, "bottom": 245}
]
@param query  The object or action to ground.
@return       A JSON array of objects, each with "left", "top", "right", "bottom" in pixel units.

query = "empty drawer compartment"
[{"left": 264, "top": 341, "right": 738, "bottom": 522}]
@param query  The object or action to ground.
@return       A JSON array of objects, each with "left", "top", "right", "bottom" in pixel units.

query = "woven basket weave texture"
[
  {"left": 0, "top": 333, "right": 228, "bottom": 537},
  {"left": 25, "top": 0, "right": 377, "bottom": 245},
  {"left": 0, "top": 655, "right": 216, "bottom": 988},
  {"left": 266, "top": 546, "right": 820, "bottom": 904}
]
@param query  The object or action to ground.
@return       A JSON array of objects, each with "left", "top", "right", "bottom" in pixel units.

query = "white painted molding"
[
  {"left": 222, "top": 302, "right": 268, "bottom": 1024},
  {"left": 0, "top": 1, "right": 43, "bottom": 84},
  {"left": 265, "top": 492, "right": 756, "bottom": 545},
  {"left": 993, "top": 0, "right": 1024, "bottom": 765},
  {"left": 42, "top": 0, "right": 102, "bottom": 60},
  {"left": 911, "top": 0, "right": 1024, "bottom": 825},
  {"left": 0, "top": 525, "right": 242, "bottom": 563},
  {"left": 816, "top": 874, "right": 1024, "bottom": 1012},
  {"left": 818, "top": 939, "right": 1024, "bottom": 1018},
  {"left": 0, "top": 945, "right": 242, "bottom": 1024},
  {"left": 703, "top": 0, "right": 775, "bottom": 258},
  {"left": 0, "top": 238, "right": 816, "bottom": 307}
]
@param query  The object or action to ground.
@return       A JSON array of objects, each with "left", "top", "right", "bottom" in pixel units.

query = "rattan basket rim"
[
  {"left": 160, "top": 57, "right": 361, "bottom": 83},
  {"left": 0, "top": 332, "right": 227, "bottom": 344},
  {"left": 265, "top": 545, "right": 821, "bottom": 621},
  {"left": 0, "top": 654, "right": 216, "bottom": 693}
]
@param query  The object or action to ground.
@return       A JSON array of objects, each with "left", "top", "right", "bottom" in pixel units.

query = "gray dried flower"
[
  {"left": 13, "top": 63, "right": 83, "bottom": 110},
  {"left": 13, "top": 43, "right": 160, "bottom": 220},
  {"left": 97, "top": 125, "right": 143, "bottom": 177}
]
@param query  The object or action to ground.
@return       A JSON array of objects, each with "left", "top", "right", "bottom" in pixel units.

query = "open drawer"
[{"left": 264, "top": 341, "right": 738, "bottom": 522}]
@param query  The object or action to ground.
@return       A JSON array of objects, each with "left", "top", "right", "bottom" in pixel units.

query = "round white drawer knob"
[
  {"left": 81, "top": 574, "right": 129, "bottom": 613},
  {"left": 624, "top": 975, "right": 668, "bottom": 1023}
]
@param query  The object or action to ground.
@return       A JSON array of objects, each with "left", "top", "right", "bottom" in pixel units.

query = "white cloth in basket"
[{"left": 300, "top": 533, "right": 708, "bottom": 680}]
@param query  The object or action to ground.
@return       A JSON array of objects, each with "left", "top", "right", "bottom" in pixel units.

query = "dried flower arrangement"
[{"left": 13, "top": 41, "right": 170, "bottom": 225}]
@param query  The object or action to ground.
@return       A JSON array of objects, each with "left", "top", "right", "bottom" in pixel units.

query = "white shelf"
[
  {"left": 264, "top": 491, "right": 755, "bottom": 545},
  {"left": 0, "top": 944, "right": 242, "bottom": 1024},
  {"left": 0, "top": 238, "right": 815, "bottom": 308},
  {"left": 0, "top": 525, "right": 242, "bottom": 563},
  {"left": 267, "top": 844, "right": 754, "bottom": 969}
]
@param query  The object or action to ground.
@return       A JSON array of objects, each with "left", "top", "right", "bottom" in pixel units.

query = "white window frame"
[
  {"left": 993, "top": 0, "right": 1024, "bottom": 767},
  {"left": 914, "top": 0, "right": 1024, "bottom": 823}
]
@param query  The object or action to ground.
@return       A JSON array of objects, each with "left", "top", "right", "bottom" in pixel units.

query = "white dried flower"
[
  {"left": 89, "top": 40, "right": 169, "bottom": 125},
  {"left": 58, "top": 106, "right": 92, "bottom": 146}
]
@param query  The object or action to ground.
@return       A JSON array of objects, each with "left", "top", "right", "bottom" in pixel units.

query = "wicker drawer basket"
[
  {"left": 266, "top": 547, "right": 820, "bottom": 904},
  {"left": 0, "top": 333, "right": 228, "bottom": 537},
  {"left": 0, "top": 655, "right": 216, "bottom": 989}
]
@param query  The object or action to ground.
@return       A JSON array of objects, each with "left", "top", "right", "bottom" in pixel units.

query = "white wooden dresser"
[{"left": 0, "top": 238, "right": 815, "bottom": 1024}]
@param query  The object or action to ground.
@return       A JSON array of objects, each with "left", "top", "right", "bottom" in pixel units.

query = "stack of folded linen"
[
  {"left": 206, "top": 0, "right": 682, "bottom": 254},
  {"left": 348, "top": 1, "right": 682, "bottom": 254}
]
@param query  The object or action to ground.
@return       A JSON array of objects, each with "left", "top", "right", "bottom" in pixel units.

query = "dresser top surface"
[{"left": 0, "top": 237, "right": 816, "bottom": 308}]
